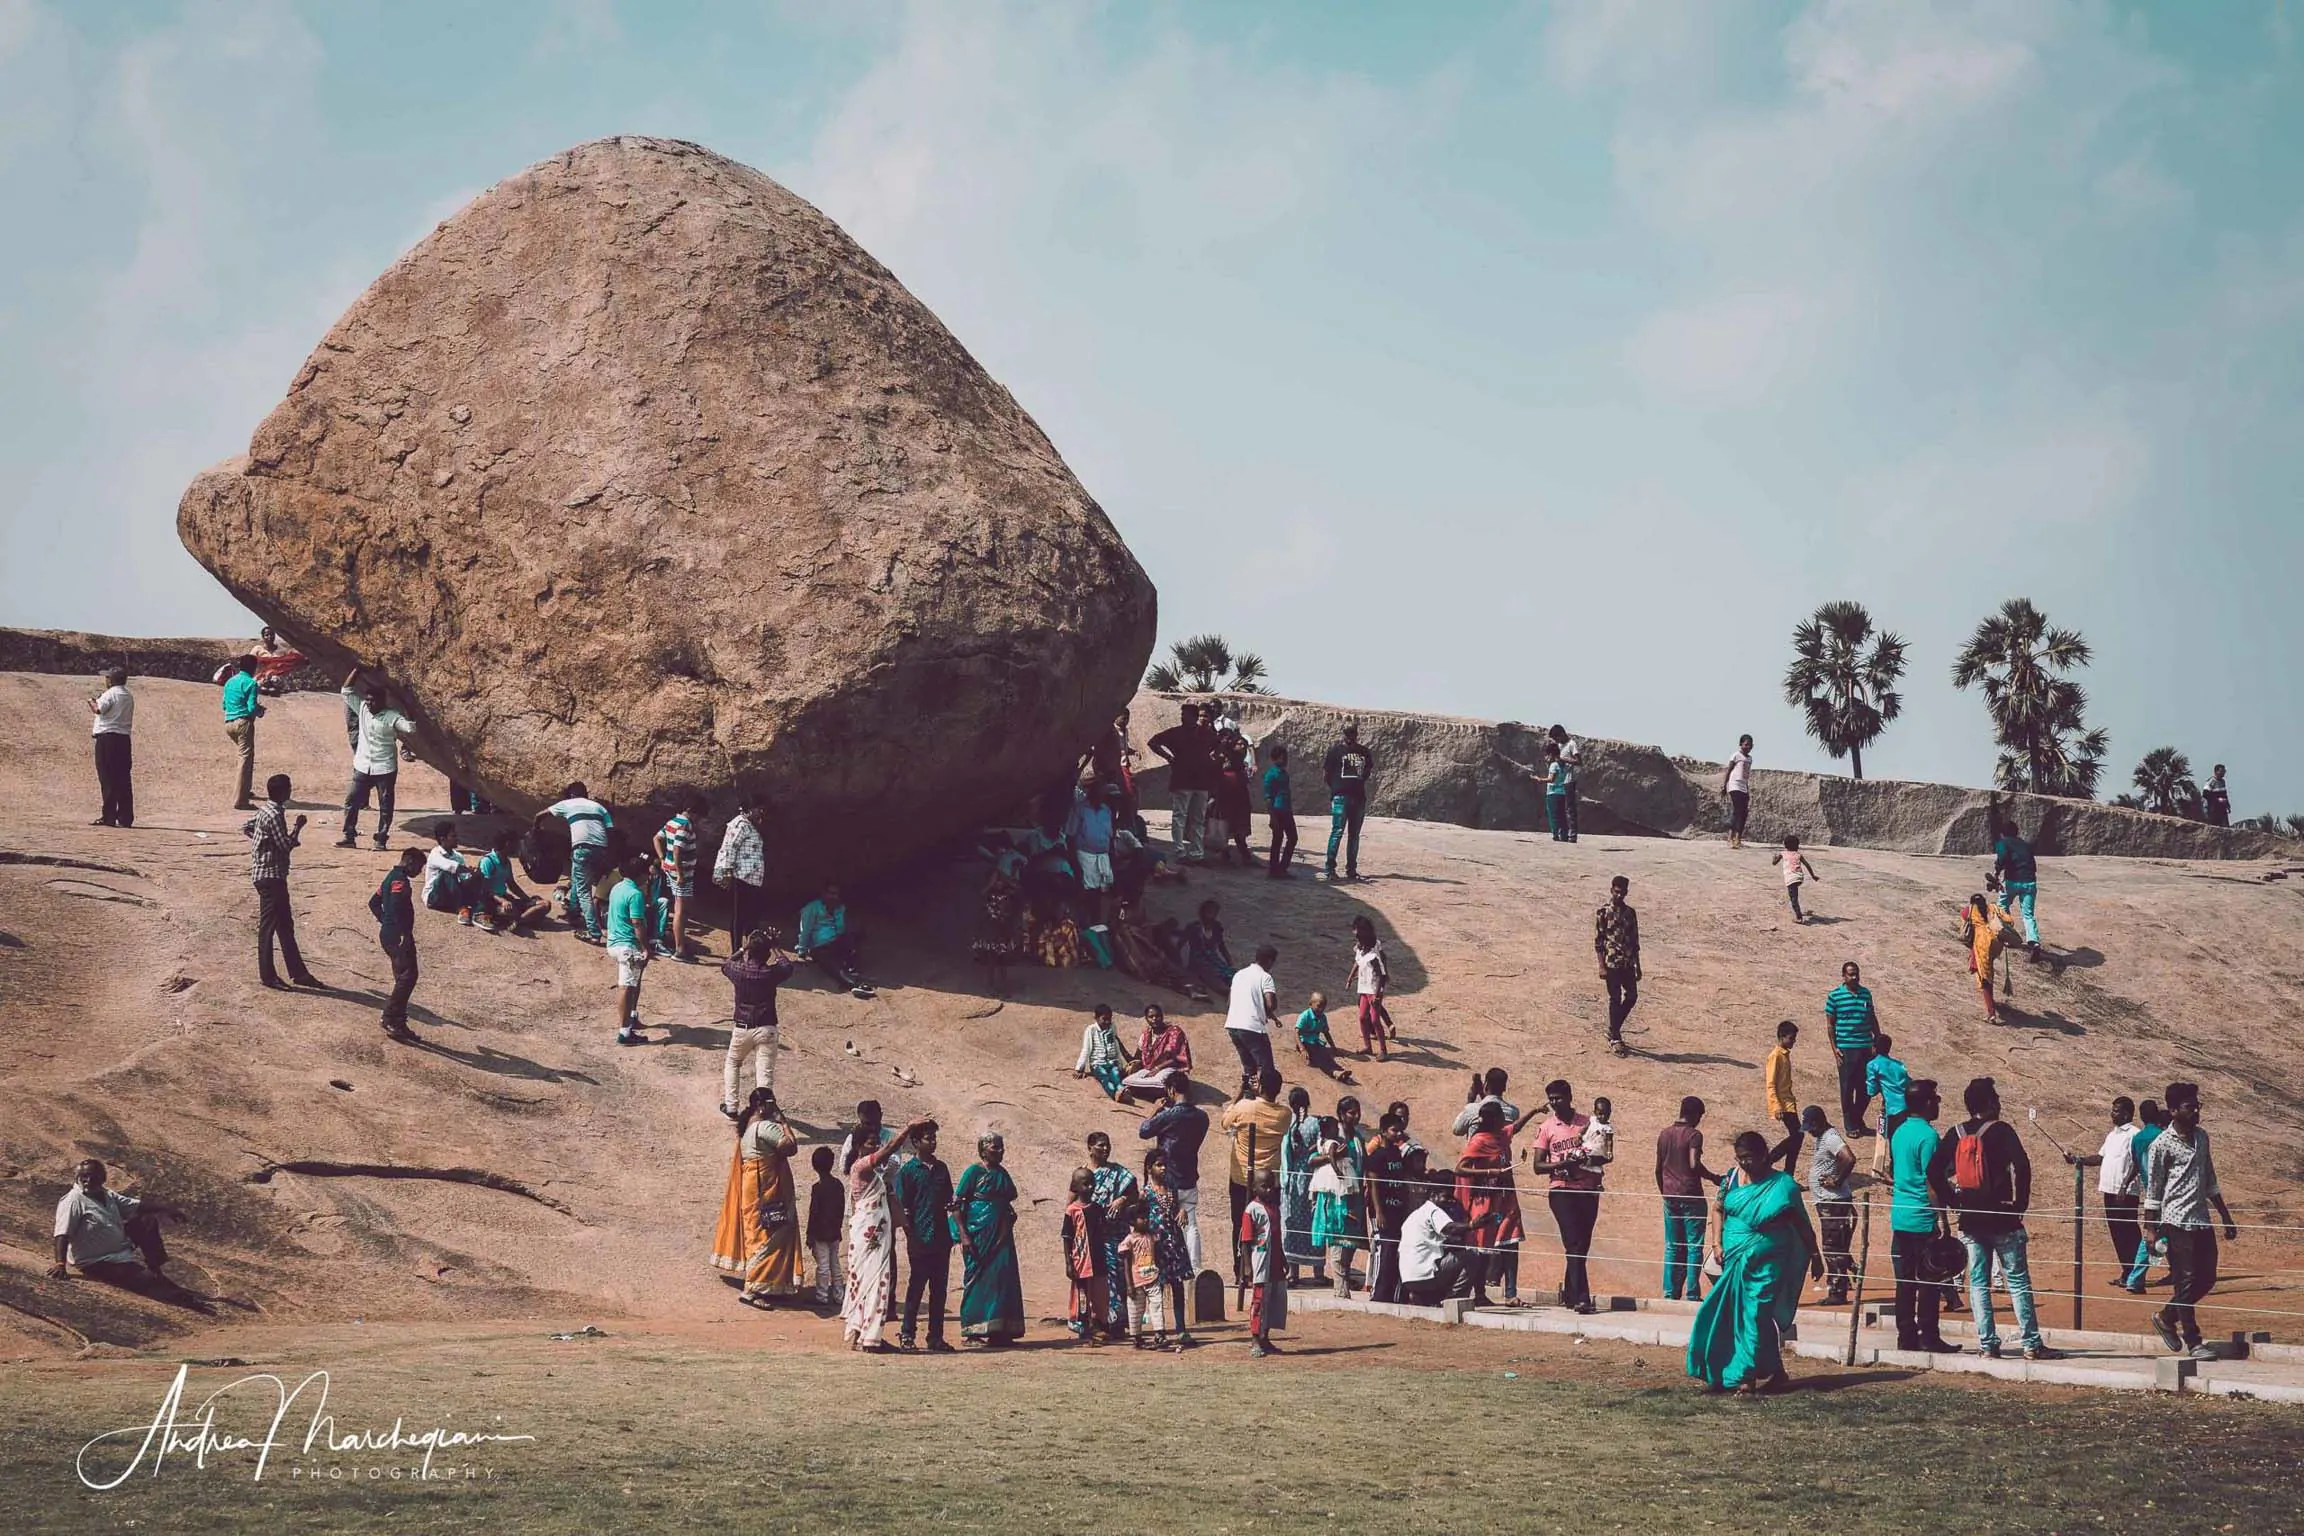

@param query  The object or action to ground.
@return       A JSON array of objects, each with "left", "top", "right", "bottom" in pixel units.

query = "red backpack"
[{"left": 1952, "top": 1122, "right": 1992, "bottom": 1196}]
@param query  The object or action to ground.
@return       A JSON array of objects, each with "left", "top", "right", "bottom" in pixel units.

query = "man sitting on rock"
[
  {"left": 422, "top": 823, "right": 507, "bottom": 930},
  {"left": 797, "top": 881, "right": 874, "bottom": 999},
  {"left": 50, "top": 1159, "right": 194, "bottom": 1301}
]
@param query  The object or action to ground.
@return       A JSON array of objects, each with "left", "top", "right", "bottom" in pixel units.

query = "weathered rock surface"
[
  {"left": 1129, "top": 692, "right": 2294, "bottom": 860},
  {"left": 178, "top": 137, "right": 1155, "bottom": 888},
  {"left": 0, "top": 627, "right": 324, "bottom": 692}
]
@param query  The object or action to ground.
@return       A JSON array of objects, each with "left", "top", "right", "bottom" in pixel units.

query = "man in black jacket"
[
  {"left": 1322, "top": 721, "right": 1375, "bottom": 881},
  {"left": 371, "top": 848, "right": 425, "bottom": 1041}
]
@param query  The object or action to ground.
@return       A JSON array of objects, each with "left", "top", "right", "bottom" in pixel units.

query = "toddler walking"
[
  {"left": 1772, "top": 835, "right": 1819, "bottom": 922},
  {"left": 1117, "top": 1206, "right": 1168, "bottom": 1348}
]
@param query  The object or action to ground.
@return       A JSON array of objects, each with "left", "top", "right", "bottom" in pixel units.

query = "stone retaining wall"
[{"left": 1127, "top": 691, "right": 2289, "bottom": 860}]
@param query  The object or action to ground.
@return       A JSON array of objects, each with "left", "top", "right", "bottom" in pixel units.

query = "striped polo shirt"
[{"left": 1824, "top": 983, "right": 1878, "bottom": 1052}]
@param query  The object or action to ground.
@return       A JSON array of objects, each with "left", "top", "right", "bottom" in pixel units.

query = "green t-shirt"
[
  {"left": 1890, "top": 1118, "right": 1942, "bottom": 1233},
  {"left": 606, "top": 878, "right": 647, "bottom": 950}
]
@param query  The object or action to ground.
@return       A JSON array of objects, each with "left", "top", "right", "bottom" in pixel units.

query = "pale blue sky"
[{"left": 4, "top": 1, "right": 2300, "bottom": 812}]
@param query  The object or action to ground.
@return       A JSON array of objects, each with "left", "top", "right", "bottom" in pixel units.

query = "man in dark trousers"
[
  {"left": 1824, "top": 960, "right": 1880, "bottom": 1136},
  {"left": 1363, "top": 1112, "right": 1416, "bottom": 1303},
  {"left": 1147, "top": 702, "right": 1216, "bottom": 864},
  {"left": 243, "top": 773, "right": 319, "bottom": 991},
  {"left": 371, "top": 847, "right": 424, "bottom": 1041},
  {"left": 88, "top": 667, "right": 135, "bottom": 828},
  {"left": 1322, "top": 720, "right": 1374, "bottom": 881},
  {"left": 2141, "top": 1081, "right": 2240, "bottom": 1360},
  {"left": 893, "top": 1121, "right": 957, "bottom": 1352},
  {"left": 1594, "top": 875, "right": 1641, "bottom": 1057}
]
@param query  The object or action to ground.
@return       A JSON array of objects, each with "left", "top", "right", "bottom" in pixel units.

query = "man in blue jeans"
[
  {"left": 1929, "top": 1076, "right": 2061, "bottom": 1362},
  {"left": 1654, "top": 1096, "right": 1717, "bottom": 1300},
  {"left": 543, "top": 781, "right": 614, "bottom": 943},
  {"left": 1323, "top": 721, "right": 1374, "bottom": 881}
]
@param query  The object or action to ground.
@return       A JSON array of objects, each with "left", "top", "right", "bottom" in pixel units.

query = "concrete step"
[{"left": 1284, "top": 1293, "right": 2304, "bottom": 1403}]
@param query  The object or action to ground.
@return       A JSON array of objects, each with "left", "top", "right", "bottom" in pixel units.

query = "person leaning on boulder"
[{"left": 339, "top": 669, "right": 416, "bottom": 850}]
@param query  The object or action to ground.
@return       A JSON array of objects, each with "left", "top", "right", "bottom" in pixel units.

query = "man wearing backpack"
[{"left": 1928, "top": 1077, "right": 2060, "bottom": 1361}]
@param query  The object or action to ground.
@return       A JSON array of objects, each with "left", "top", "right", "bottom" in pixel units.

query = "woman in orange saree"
[{"left": 711, "top": 1088, "right": 803, "bottom": 1307}]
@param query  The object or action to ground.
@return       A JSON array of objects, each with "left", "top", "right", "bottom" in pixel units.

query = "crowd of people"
[{"left": 56, "top": 665, "right": 2262, "bottom": 1393}]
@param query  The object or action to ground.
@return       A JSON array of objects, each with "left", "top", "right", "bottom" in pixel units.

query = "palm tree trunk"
[{"left": 1850, "top": 742, "right": 1863, "bottom": 780}]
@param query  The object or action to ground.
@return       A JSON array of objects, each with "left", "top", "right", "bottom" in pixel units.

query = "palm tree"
[
  {"left": 2129, "top": 747, "right": 2199, "bottom": 818},
  {"left": 1952, "top": 598, "right": 2107, "bottom": 798},
  {"left": 1782, "top": 600, "right": 1906, "bottom": 780},
  {"left": 1143, "top": 634, "right": 1270, "bottom": 696}
]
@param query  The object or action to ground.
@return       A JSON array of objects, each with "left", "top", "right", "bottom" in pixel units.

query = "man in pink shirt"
[{"left": 1530, "top": 1078, "right": 1608, "bottom": 1314}]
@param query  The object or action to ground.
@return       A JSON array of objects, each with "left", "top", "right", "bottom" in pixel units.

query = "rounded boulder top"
[{"left": 179, "top": 136, "right": 1156, "bottom": 889}]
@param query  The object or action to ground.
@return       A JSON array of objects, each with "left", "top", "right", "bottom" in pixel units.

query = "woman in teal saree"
[
  {"left": 1686, "top": 1131, "right": 1822, "bottom": 1393},
  {"left": 954, "top": 1132, "right": 1027, "bottom": 1344}
]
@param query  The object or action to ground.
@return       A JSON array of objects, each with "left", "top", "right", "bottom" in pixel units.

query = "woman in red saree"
[{"left": 1453, "top": 1099, "right": 1526, "bottom": 1308}]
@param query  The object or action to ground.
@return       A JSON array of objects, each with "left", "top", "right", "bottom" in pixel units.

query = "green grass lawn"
[{"left": 6, "top": 1317, "right": 2302, "bottom": 1534}]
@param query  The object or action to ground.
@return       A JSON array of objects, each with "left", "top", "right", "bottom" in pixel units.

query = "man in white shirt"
[
  {"left": 1225, "top": 944, "right": 1280, "bottom": 1094},
  {"left": 88, "top": 667, "right": 135, "bottom": 827},
  {"left": 1398, "top": 1183, "right": 1473, "bottom": 1305},
  {"left": 2096, "top": 1095, "right": 2143, "bottom": 1277},
  {"left": 50, "top": 1159, "right": 182, "bottom": 1287},
  {"left": 542, "top": 782, "right": 615, "bottom": 943},
  {"left": 338, "top": 671, "right": 418, "bottom": 850}
]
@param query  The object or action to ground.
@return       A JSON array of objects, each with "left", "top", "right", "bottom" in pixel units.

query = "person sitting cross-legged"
[{"left": 797, "top": 881, "right": 874, "bottom": 999}]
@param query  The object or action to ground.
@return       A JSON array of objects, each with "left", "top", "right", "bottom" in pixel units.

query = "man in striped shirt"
[
  {"left": 653, "top": 795, "right": 704, "bottom": 960},
  {"left": 1824, "top": 960, "right": 1879, "bottom": 1137}
]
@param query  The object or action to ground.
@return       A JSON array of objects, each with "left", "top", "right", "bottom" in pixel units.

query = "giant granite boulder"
[
  {"left": 1127, "top": 692, "right": 2292, "bottom": 860},
  {"left": 180, "top": 137, "right": 1155, "bottom": 889}
]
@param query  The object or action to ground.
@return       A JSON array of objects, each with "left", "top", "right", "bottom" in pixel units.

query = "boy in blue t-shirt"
[
  {"left": 1294, "top": 992, "right": 1355, "bottom": 1084},
  {"left": 480, "top": 830, "right": 547, "bottom": 931},
  {"left": 1262, "top": 745, "right": 1298, "bottom": 878}
]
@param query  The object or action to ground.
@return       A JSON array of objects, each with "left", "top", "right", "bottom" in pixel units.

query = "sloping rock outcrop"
[
  {"left": 177, "top": 136, "right": 1155, "bottom": 889},
  {"left": 1128, "top": 692, "right": 2292, "bottom": 860},
  {"left": 0, "top": 627, "right": 329, "bottom": 692}
]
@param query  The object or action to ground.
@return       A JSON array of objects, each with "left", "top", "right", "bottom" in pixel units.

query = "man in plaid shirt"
[
  {"left": 243, "top": 772, "right": 319, "bottom": 990},
  {"left": 1594, "top": 875, "right": 1641, "bottom": 1057}
]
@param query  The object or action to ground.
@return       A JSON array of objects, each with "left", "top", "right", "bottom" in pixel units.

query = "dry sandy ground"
[{"left": 3, "top": 672, "right": 2302, "bottom": 1361}]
